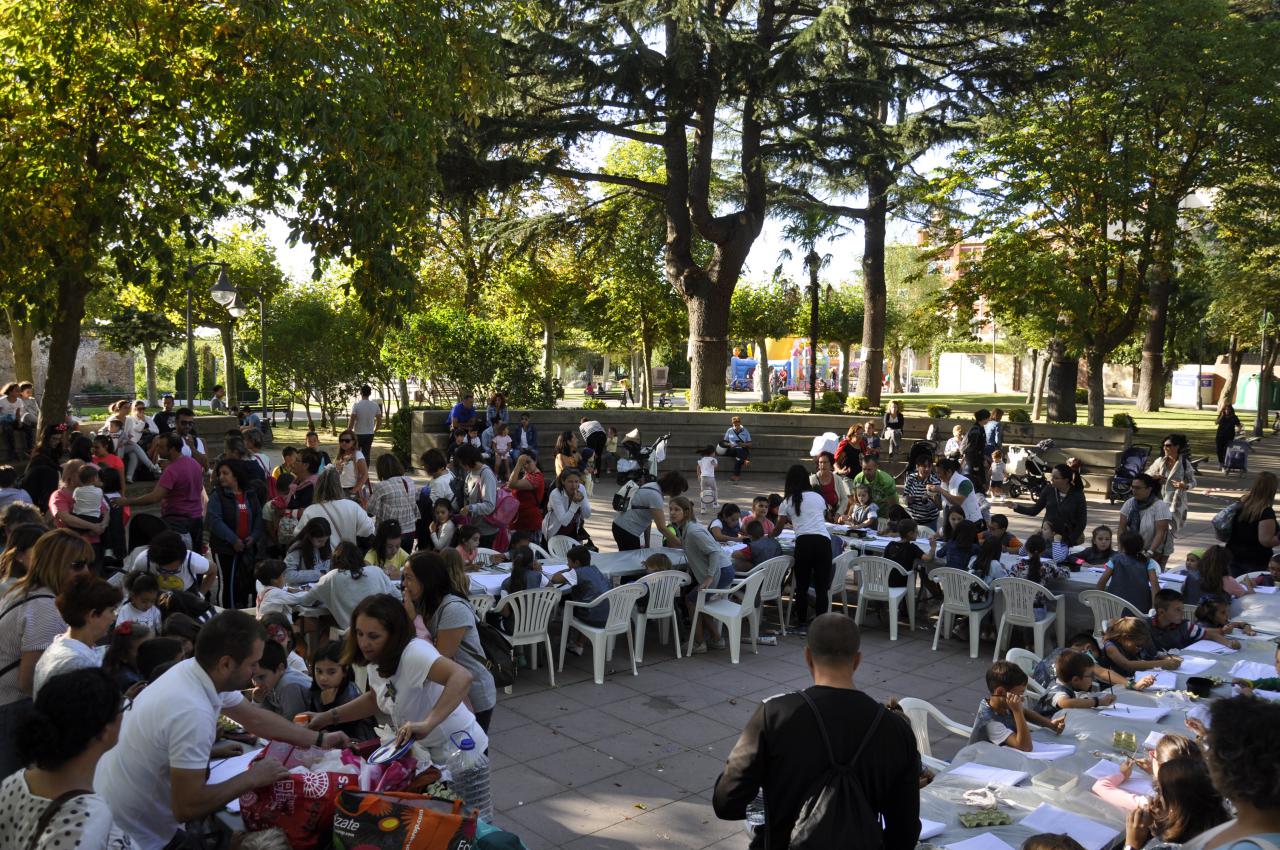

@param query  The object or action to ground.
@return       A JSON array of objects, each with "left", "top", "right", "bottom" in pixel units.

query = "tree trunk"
[
  {"left": 1219, "top": 335, "right": 1243, "bottom": 413},
  {"left": 684, "top": 284, "right": 732, "bottom": 409},
  {"left": 1033, "top": 350, "right": 1049, "bottom": 421},
  {"left": 143, "top": 346, "right": 160, "bottom": 406},
  {"left": 888, "top": 347, "right": 903, "bottom": 393},
  {"left": 807, "top": 250, "right": 819, "bottom": 412},
  {"left": 1255, "top": 333, "right": 1278, "bottom": 437},
  {"left": 398, "top": 377, "right": 410, "bottom": 411},
  {"left": 755, "top": 336, "right": 771, "bottom": 403},
  {"left": 856, "top": 171, "right": 890, "bottom": 405},
  {"left": 218, "top": 324, "right": 238, "bottom": 405},
  {"left": 1046, "top": 337, "right": 1078, "bottom": 423},
  {"left": 641, "top": 338, "right": 654, "bottom": 408},
  {"left": 4, "top": 308, "right": 36, "bottom": 384},
  {"left": 1025, "top": 349, "right": 1039, "bottom": 404},
  {"left": 1136, "top": 249, "right": 1174, "bottom": 412},
  {"left": 840, "top": 341, "right": 853, "bottom": 397},
  {"left": 1084, "top": 348, "right": 1106, "bottom": 427},
  {"left": 541, "top": 317, "right": 556, "bottom": 379},
  {"left": 39, "top": 272, "right": 92, "bottom": 434}
]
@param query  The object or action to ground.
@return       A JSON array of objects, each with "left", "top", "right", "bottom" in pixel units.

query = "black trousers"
[
  {"left": 612, "top": 524, "right": 644, "bottom": 551},
  {"left": 792, "top": 534, "right": 833, "bottom": 624}
]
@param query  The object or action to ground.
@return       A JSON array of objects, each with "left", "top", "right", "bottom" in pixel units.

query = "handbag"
[
  {"left": 1212, "top": 501, "right": 1240, "bottom": 542},
  {"left": 332, "top": 790, "right": 477, "bottom": 850},
  {"left": 447, "top": 599, "right": 516, "bottom": 689}
]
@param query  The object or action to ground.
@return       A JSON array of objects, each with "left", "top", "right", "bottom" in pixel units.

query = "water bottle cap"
[{"left": 451, "top": 731, "right": 475, "bottom": 751}]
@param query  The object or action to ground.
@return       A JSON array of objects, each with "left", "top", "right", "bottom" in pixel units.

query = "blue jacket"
[
  {"left": 206, "top": 485, "right": 265, "bottom": 555},
  {"left": 513, "top": 423, "right": 539, "bottom": 458}
]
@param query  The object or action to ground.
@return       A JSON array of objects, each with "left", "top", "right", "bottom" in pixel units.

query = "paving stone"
[{"left": 527, "top": 742, "right": 631, "bottom": 788}]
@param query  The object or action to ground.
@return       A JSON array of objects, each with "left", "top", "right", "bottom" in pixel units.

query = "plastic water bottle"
[
  {"left": 745, "top": 791, "right": 766, "bottom": 839},
  {"left": 447, "top": 733, "right": 492, "bottom": 822}
]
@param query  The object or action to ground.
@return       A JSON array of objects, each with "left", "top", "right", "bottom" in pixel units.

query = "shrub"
[
  {"left": 846, "top": 396, "right": 875, "bottom": 414},
  {"left": 814, "top": 391, "right": 844, "bottom": 414},
  {"left": 1006, "top": 408, "right": 1031, "bottom": 424},
  {"left": 1111, "top": 412, "right": 1138, "bottom": 434},
  {"left": 769, "top": 396, "right": 792, "bottom": 412},
  {"left": 580, "top": 397, "right": 606, "bottom": 411},
  {"left": 1075, "top": 387, "right": 1088, "bottom": 404},
  {"left": 389, "top": 409, "right": 414, "bottom": 466},
  {"left": 926, "top": 404, "right": 952, "bottom": 418}
]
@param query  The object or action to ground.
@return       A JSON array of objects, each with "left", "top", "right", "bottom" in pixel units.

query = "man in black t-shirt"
[
  {"left": 713, "top": 614, "right": 921, "bottom": 850},
  {"left": 964, "top": 409, "right": 991, "bottom": 493}
]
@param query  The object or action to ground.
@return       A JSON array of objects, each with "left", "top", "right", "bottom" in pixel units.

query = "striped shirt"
[{"left": 902, "top": 472, "right": 941, "bottom": 523}]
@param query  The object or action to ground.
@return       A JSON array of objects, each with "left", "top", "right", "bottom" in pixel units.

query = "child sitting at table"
[
  {"left": 967, "top": 536, "right": 1009, "bottom": 608},
  {"left": 1195, "top": 597, "right": 1256, "bottom": 636},
  {"left": 1246, "top": 553, "right": 1280, "bottom": 589},
  {"left": 1037, "top": 648, "right": 1117, "bottom": 714},
  {"left": 429, "top": 498, "right": 458, "bottom": 552},
  {"left": 1096, "top": 530, "right": 1161, "bottom": 613},
  {"left": 1034, "top": 632, "right": 1156, "bottom": 691},
  {"left": 366, "top": 518, "right": 409, "bottom": 579},
  {"left": 550, "top": 545, "right": 610, "bottom": 655},
  {"left": 766, "top": 493, "right": 782, "bottom": 526},
  {"left": 250, "top": 638, "right": 313, "bottom": 719},
  {"left": 1149, "top": 588, "right": 1240, "bottom": 652},
  {"left": 709, "top": 503, "right": 747, "bottom": 543},
  {"left": 1090, "top": 733, "right": 1205, "bottom": 811},
  {"left": 116, "top": 571, "right": 162, "bottom": 632},
  {"left": 455, "top": 524, "right": 483, "bottom": 566},
  {"left": 502, "top": 547, "right": 548, "bottom": 594},
  {"left": 1022, "top": 836, "right": 1086, "bottom": 850},
  {"left": 749, "top": 495, "right": 774, "bottom": 536},
  {"left": 731, "top": 519, "right": 783, "bottom": 574},
  {"left": 981, "top": 513, "right": 1022, "bottom": 553},
  {"left": 1018, "top": 519, "right": 1071, "bottom": 563},
  {"left": 284, "top": 516, "right": 333, "bottom": 585},
  {"left": 255, "top": 558, "right": 308, "bottom": 622},
  {"left": 1231, "top": 643, "right": 1280, "bottom": 695},
  {"left": 968, "top": 660, "right": 1065, "bottom": 751},
  {"left": 1101, "top": 617, "right": 1181, "bottom": 676},
  {"left": 1079, "top": 526, "right": 1116, "bottom": 566},
  {"left": 260, "top": 611, "right": 308, "bottom": 673},
  {"left": 936, "top": 519, "right": 979, "bottom": 572},
  {"left": 839, "top": 485, "right": 878, "bottom": 531},
  {"left": 306, "top": 639, "right": 375, "bottom": 741},
  {"left": 886, "top": 518, "right": 936, "bottom": 590}
]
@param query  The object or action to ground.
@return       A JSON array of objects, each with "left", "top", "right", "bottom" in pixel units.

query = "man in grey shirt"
[
  {"left": 350, "top": 384, "right": 383, "bottom": 458},
  {"left": 610, "top": 471, "right": 687, "bottom": 550}
]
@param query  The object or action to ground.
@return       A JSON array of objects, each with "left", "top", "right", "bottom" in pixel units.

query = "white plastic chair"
[
  {"left": 528, "top": 543, "right": 553, "bottom": 561},
  {"left": 991, "top": 576, "right": 1065, "bottom": 661},
  {"left": 897, "top": 697, "right": 973, "bottom": 770},
  {"left": 632, "top": 570, "right": 690, "bottom": 662},
  {"left": 1005, "top": 648, "right": 1047, "bottom": 698},
  {"left": 852, "top": 556, "right": 916, "bottom": 640},
  {"left": 475, "top": 547, "right": 504, "bottom": 567},
  {"left": 1183, "top": 602, "right": 1199, "bottom": 624},
  {"left": 1079, "top": 589, "right": 1145, "bottom": 639},
  {"left": 469, "top": 594, "right": 495, "bottom": 618},
  {"left": 1240, "top": 570, "right": 1267, "bottom": 584},
  {"left": 558, "top": 583, "right": 648, "bottom": 684},
  {"left": 547, "top": 535, "right": 578, "bottom": 559},
  {"left": 930, "top": 568, "right": 994, "bottom": 659},
  {"left": 494, "top": 587, "right": 561, "bottom": 690},
  {"left": 687, "top": 568, "right": 769, "bottom": 664},
  {"left": 826, "top": 550, "right": 856, "bottom": 615},
  {"left": 752, "top": 555, "right": 794, "bottom": 630}
]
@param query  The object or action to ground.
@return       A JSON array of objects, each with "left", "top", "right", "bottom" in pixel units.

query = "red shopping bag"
[
  {"left": 332, "top": 790, "right": 477, "bottom": 850},
  {"left": 238, "top": 742, "right": 361, "bottom": 850}
]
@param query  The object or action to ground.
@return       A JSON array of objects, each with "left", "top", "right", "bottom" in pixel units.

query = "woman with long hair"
[
  {"left": 1216, "top": 403, "right": 1242, "bottom": 470},
  {"left": 295, "top": 541, "right": 396, "bottom": 630},
  {"left": 0, "top": 529, "right": 94, "bottom": 775},
  {"left": 1014, "top": 462, "right": 1087, "bottom": 544},
  {"left": 401, "top": 552, "right": 497, "bottom": 730},
  {"left": 1147, "top": 433, "right": 1196, "bottom": 536},
  {"left": 1227, "top": 471, "right": 1279, "bottom": 576},
  {"left": 554, "top": 430, "right": 581, "bottom": 477},
  {"left": 307, "top": 594, "right": 484, "bottom": 764},
  {"left": 543, "top": 468, "right": 591, "bottom": 541},
  {"left": 506, "top": 453, "right": 545, "bottom": 544},
  {"left": 770, "top": 464, "right": 832, "bottom": 634},
  {"left": 333, "top": 428, "right": 370, "bottom": 502},
  {"left": 285, "top": 516, "right": 334, "bottom": 585},
  {"left": 206, "top": 458, "right": 264, "bottom": 609},
  {"left": 0, "top": 522, "right": 45, "bottom": 594}
]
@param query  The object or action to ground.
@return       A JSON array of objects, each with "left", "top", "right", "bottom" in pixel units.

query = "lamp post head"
[{"left": 210, "top": 266, "right": 236, "bottom": 306}]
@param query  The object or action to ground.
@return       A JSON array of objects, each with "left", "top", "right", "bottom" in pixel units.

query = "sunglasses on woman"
[{"left": 68, "top": 560, "right": 91, "bottom": 573}]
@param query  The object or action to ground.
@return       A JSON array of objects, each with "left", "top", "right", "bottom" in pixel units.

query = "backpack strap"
[
  {"left": 0, "top": 593, "right": 56, "bottom": 679},
  {"left": 26, "top": 789, "right": 92, "bottom": 850},
  {"left": 797, "top": 689, "right": 883, "bottom": 769}
]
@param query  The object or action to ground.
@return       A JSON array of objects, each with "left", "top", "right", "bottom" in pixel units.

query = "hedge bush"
[
  {"left": 1007, "top": 408, "right": 1031, "bottom": 423},
  {"left": 1111, "top": 412, "right": 1138, "bottom": 433},
  {"left": 580, "top": 398, "right": 606, "bottom": 410},
  {"left": 925, "top": 404, "right": 952, "bottom": 418},
  {"left": 1075, "top": 387, "right": 1088, "bottom": 404}
]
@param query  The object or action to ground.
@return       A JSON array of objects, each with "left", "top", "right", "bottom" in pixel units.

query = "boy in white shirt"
[
  {"left": 72, "top": 463, "right": 104, "bottom": 525},
  {"left": 696, "top": 445, "right": 719, "bottom": 514},
  {"left": 255, "top": 559, "right": 308, "bottom": 623}
]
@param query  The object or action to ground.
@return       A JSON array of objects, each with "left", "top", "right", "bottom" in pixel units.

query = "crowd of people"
[{"left": 0, "top": 387, "right": 1277, "bottom": 849}]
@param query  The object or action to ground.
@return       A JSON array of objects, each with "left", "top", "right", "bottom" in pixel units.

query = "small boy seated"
[
  {"left": 968, "top": 660, "right": 1065, "bottom": 751},
  {"left": 1033, "top": 632, "right": 1155, "bottom": 691},
  {"left": 1246, "top": 553, "right": 1280, "bottom": 589},
  {"left": 884, "top": 518, "right": 935, "bottom": 589},
  {"left": 1037, "top": 648, "right": 1117, "bottom": 714},
  {"left": 731, "top": 519, "right": 783, "bottom": 573},
  {"left": 550, "top": 545, "right": 610, "bottom": 655},
  {"left": 255, "top": 559, "right": 307, "bottom": 622},
  {"left": 1149, "top": 588, "right": 1240, "bottom": 652},
  {"left": 72, "top": 463, "right": 104, "bottom": 526},
  {"left": 506, "top": 530, "right": 534, "bottom": 563},
  {"left": 982, "top": 514, "right": 1022, "bottom": 553},
  {"left": 250, "top": 638, "right": 313, "bottom": 718}
]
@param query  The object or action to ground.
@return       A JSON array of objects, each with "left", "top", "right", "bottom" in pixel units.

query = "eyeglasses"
[
  {"left": 1163, "top": 443, "right": 1175, "bottom": 448},
  {"left": 68, "top": 560, "right": 90, "bottom": 572},
  {"left": 155, "top": 563, "right": 182, "bottom": 575},
  {"left": 340, "top": 438, "right": 353, "bottom": 444}
]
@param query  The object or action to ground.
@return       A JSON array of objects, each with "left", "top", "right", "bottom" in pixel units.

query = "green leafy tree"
[
  {"left": 96, "top": 309, "right": 183, "bottom": 405},
  {"left": 730, "top": 281, "right": 800, "bottom": 403},
  {"left": 816, "top": 289, "right": 866, "bottom": 398}
]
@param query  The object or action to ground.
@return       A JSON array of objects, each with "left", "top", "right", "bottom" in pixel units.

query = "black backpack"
[{"left": 789, "top": 692, "right": 885, "bottom": 850}]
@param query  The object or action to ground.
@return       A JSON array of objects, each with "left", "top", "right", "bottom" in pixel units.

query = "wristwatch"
[{"left": 314, "top": 730, "right": 324, "bottom": 747}]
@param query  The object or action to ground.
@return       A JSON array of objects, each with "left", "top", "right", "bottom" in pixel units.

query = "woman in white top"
[
  {"left": 935, "top": 458, "right": 984, "bottom": 524},
  {"left": 333, "top": 429, "right": 370, "bottom": 502},
  {"left": 295, "top": 542, "right": 397, "bottom": 630},
  {"left": 33, "top": 574, "right": 120, "bottom": 697},
  {"left": 305, "top": 594, "right": 484, "bottom": 764},
  {"left": 299, "top": 467, "right": 376, "bottom": 548},
  {"left": 0, "top": 667, "right": 132, "bottom": 849},
  {"left": 542, "top": 468, "right": 591, "bottom": 541},
  {"left": 770, "top": 464, "right": 832, "bottom": 634},
  {"left": 116, "top": 400, "right": 161, "bottom": 483}
]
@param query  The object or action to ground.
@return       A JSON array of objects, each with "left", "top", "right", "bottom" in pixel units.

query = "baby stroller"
[
  {"left": 1107, "top": 443, "right": 1152, "bottom": 504},
  {"left": 1004, "top": 439, "right": 1055, "bottom": 500},
  {"left": 1222, "top": 437, "right": 1250, "bottom": 475},
  {"left": 613, "top": 431, "right": 671, "bottom": 510}
]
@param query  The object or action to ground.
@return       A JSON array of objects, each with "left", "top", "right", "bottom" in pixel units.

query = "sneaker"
[
  {"left": 568, "top": 644, "right": 584, "bottom": 657},
  {"left": 691, "top": 642, "right": 708, "bottom": 654},
  {"left": 758, "top": 635, "right": 779, "bottom": 646},
  {"left": 793, "top": 624, "right": 808, "bottom": 637},
  {"left": 709, "top": 638, "right": 726, "bottom": 650}
]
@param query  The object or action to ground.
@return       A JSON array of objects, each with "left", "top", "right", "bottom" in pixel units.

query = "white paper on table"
[
  {"left": 1120, "top": 774, "right": 1156, "bottom": 797},
  {"left": 1148, "top": 670, "right": 1177, "bottom": 690},
  {"left": 1182, "top": 639, "right": 1236, "bottom": 655},
  {"left": 946, "top": 833, "right": 1018, "bottom": 850},
  {"left": 1099, "top": 703, "right": 1169, "bottom": 722},
  {"left": 1253, "top": 688, "right": 1280, "bottom": 702},
  {"left": 1085, "top": 759, "right": 1120, "bottom": 781},
  {"left": 949, "top": 762, "right": 1030, "bottom": 787},
  {"left": 1026, "top": 740, "right": 1077, "bottom": 761},
  {"left": 1255, "top": 585, "right": 1278, "bottom": 594},
  {"left": 1174, "top": 656, "right": 1216, "bottom": 676},
  {"left": 209, "top": 749, "right": 262, "bottom": 811},
  {"left": 1230, "top": 659, "right": 1276, "bottom": 681},
  {"left": 1020, "top": 803, "right": 1121, "bottom": 850},
  {"left": 1158, "top": 571, "right": 1187, "bottom": 584},
  {"left": 920, "top": 818, "right": 946, "bottom": 840}
]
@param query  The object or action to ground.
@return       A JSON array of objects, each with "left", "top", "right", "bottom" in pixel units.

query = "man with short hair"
[
  {"left": 449, "top": 393, "right": 477, "bottom": 430},
  {"left": 350, "top": 384, "right": 382, "bottom": 458},
  {"left": 95, "top": 611, "right": 349, "bottom": 849},
  {"left": 514, "top": 412, "right": 539, "bottom": 459},
  {"left": 713, "top": 614, "right": 921, "bottom": 849},
  {"left": 852, "top": 455, "right": 900, "bottom": 515},
  {"left": 173, "top": 407, "right": 208, "bottom": 469},
  {"left": 119, "top": 433, "right": 207, "bottom": 550},
  {"left": 153, "top": 393, "right": 177, "bottom": 434}
]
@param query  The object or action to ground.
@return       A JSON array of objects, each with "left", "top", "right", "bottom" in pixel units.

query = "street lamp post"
[
  {"left": 225, "top": 289, "right": 268, "bottom": 424},
  {"left": 184, "top": 261, "right": 231, "bottom": 410}
]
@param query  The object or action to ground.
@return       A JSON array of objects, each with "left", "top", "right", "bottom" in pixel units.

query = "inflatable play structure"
[{"left": 729, "top": 349, "right": 758, "bottom": 390}]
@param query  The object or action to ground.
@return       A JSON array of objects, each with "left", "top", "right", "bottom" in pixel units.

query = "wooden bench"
[{"left": 70, "top": 392, "right": 132, "bottom": 416}]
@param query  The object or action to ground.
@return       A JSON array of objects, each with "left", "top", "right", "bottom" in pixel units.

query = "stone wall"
[{"left": 1, "top": 335, "right": 135, "bottom": 396}]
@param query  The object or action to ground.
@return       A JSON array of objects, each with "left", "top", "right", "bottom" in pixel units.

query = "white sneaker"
[{"left": 691, "top": 642, "right": 708, "bottom": 654}]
